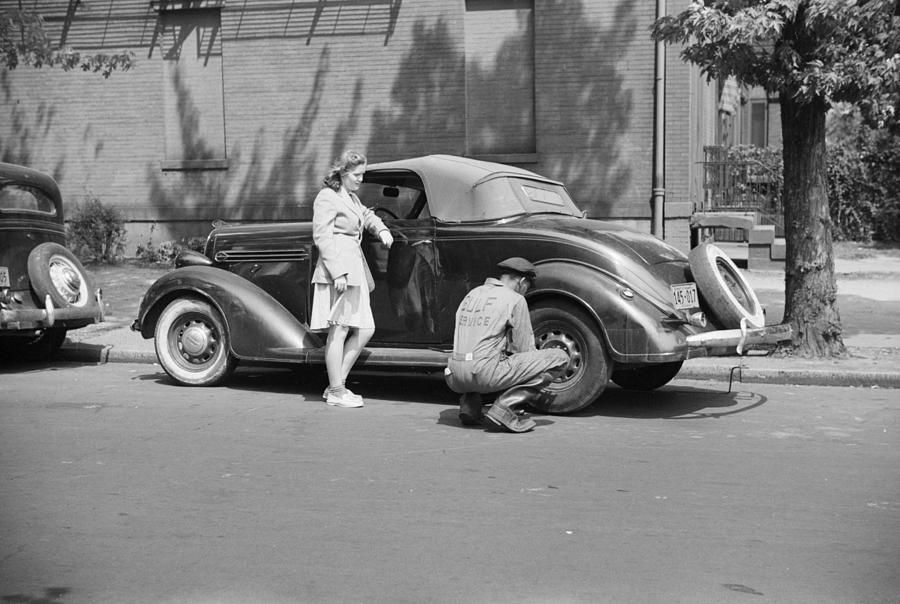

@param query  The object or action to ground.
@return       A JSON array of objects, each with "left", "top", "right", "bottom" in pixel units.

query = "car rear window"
[
  {"left": 471, "top": 176, "right": 581, "bottom": 220},
  {"left": 0, "top": 184, "right": 57, "bottom": 216},
  {"left": 521, "top": 184, "right": 565, "bottom": 207}
]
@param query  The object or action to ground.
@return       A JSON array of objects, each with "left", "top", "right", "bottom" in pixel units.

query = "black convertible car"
[{"left": 133, "top": 155, "right": 789, "bottom": 413}]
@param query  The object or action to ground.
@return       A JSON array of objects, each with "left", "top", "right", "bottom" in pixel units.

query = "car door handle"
[{"left": 411, "top": 239, "right": 432, "bottom": 247}]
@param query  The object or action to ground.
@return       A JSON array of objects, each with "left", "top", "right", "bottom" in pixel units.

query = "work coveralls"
[{"left": 444, "top": 278, "right": 568, "bottom": 394}]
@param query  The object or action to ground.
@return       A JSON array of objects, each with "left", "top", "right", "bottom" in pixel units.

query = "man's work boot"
[
  {"left": 485, "top": 402, "right": 536, "bottom": 433},
  {"left": 484, "top": 373, "right": 552, "bottom": 433},
  {"left": 458, "top": 392, "right": 484, "bottom": 426}
]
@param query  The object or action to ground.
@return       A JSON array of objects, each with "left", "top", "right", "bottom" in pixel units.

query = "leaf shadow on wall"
[
  {"left": 367, "top": 18, "right": 466, "bottom": 159},
  {"left": 366, "top": 0, "right": 639, "bottom": 217},
  {"left": 143, "top": 47, "right": 331, "bottom": 239},
  {"left": 0, "top": 71, "right": 66, "bottom": 183}
]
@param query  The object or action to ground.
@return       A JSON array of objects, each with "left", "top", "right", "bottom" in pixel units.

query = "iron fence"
[{"left": 700, "top": 146, "right": 784, "bottom": 240}]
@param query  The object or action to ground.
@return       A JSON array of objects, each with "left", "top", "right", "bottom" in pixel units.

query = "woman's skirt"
[{"left": 309, "top": 282, "right": 374, "bottom": 331}]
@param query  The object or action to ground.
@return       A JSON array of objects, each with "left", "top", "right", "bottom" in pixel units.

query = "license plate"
[
  {"left": 670, "top": 282, "right": 698, "bottom": 309},
  {"left": 0, "top": 266, "right": 9, "bottom": 288}
]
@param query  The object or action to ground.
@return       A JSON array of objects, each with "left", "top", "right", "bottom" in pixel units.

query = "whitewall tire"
[{"left": 688, "top": 243, "right": 765, "bottom": 329}]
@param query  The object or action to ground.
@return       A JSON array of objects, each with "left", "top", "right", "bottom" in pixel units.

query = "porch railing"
[{"left": 699, "top": 145, "right": 783, "bottom": 240}]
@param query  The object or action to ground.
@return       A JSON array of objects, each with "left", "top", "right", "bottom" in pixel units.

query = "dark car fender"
[
  {"left": 531, "top": 260, "right": 685, "bottom": 362},
  {"left": 133, "top": 265, "right": 322, "bottom": 361}
]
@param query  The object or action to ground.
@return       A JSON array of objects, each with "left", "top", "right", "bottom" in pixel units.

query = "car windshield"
[
  {"left": 357, "top": 177, "right": 429, "bottom": 220},
  {"left": 0, "top": 184, "right": 57, "bottom": 216}
]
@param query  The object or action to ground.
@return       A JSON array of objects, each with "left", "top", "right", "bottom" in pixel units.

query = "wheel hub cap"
[
  {"left": 178, "top": 320, "right": 216, "bottom": 363},
  {"left": 537, "top": 331, "right": 582, "bottom": 381}
]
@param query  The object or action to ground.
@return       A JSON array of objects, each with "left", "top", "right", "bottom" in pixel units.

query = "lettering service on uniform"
[{"left": 457, "top": 295, "right": 499, "bottom": 328}]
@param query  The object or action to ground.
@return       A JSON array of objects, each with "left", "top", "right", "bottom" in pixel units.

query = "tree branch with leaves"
[
  {"left": 653, "top": 0, "right": 900, "bottom": 358},
  {"left": 1, "top": 8, "right": 134, "bottom": 78}
]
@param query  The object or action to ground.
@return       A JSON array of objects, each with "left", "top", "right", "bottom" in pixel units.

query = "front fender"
[{"left": 133, "top": 266, "right": 321, "bottom": 361}]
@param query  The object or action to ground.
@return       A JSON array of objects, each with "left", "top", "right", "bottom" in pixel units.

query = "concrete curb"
[
  {"left": 58, "top": 343, "right": 900, "bottom": 389},
  {"left": 678, "top": 365, "right": 900, "bottom": 389},
  {"left": 57, "top": 343, "right": 156, "bottom": 365}
]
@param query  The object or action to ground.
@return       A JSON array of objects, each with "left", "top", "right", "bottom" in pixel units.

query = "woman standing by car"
[{"left": 310, "top": 150, "right": 393, "bottom": 407}]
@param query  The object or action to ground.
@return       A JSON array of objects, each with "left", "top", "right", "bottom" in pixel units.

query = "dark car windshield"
[
  {"left": 0, "top": 184, "right": 57, "bottom": 216},
  {"left": 357, "top": 178, "right": 429, "bottom": 220}
]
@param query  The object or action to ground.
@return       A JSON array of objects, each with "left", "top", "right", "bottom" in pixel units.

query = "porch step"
[
  {"left": 690, "top": 211, "right": 756, "bottom": 231},
  {"left": 747, "top": 225, "right": 784, "bottom": 270},
  {"left": 748, "top": 224, "right": 775, "bottom": 245},
  {"left": 770, "top": 237, "right": 786, "bottom": 260}
]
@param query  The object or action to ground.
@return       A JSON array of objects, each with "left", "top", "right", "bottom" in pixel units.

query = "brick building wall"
[{"left": 1, "top": 0, "right": 710, "bottom": 254}]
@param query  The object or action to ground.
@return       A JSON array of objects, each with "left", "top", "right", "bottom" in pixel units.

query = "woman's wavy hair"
[{"left": 323, "top": 150, "right": 367, "bottom": 191}]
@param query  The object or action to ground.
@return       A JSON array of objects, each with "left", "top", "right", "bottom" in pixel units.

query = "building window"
[
  {"left": 750, "top": 100, "right": 768, "bottom": 148},
  {"left": 153, "top": 6, "right": 228, "bottom": 170},
  {"left": 464, "top": 0, "right": 535, "bottom": 159}
]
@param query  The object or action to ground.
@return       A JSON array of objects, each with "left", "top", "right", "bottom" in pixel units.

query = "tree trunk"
[{"left": 780, "top": 95, "right": 845, "bottom": 357}]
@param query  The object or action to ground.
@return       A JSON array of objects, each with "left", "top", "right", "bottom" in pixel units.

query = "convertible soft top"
[{"left": 366, "top": 155, "right": 571, "bottom": 222}]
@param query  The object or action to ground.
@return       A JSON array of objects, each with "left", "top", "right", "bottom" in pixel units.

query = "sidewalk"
[{"left": 59, "top": 254, "right": 900, "bottom": 388}]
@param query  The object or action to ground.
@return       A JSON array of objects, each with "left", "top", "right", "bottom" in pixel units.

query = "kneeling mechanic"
[{"left": 444, "top": 257, "right": 570, "bottom": 433}]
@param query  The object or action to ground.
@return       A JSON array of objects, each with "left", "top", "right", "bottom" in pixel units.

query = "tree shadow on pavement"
[
  {"left": 131, "top": 367, "right": 767, "bottom": 421},
  {"left": 133, "top": 365, "right": 459, "bottom": 405},
  {"left": 0, "top": 357, "right": 104, "bottom": 373},
  {"left": 572, "top": 385, "right": 767, "bottom": 420}
]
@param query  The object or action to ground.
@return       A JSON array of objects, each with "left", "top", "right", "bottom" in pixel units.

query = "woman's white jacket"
[{"left": 311, "top": 187, "right": 388, "bottom": 292}]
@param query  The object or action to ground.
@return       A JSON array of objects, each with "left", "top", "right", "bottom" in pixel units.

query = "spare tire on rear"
[
  {"left": 688, "top": 243, "right": 764, "bottom": 329},
  {"left": 27, "top": 242, "right": 97, "bottom": 309}
]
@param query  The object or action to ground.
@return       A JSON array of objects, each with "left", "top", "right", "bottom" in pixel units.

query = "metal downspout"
[{"left": 651, "top": 0, "right": 667, "bottom": 238}]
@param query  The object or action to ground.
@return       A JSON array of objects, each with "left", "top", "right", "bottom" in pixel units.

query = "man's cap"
[{"left": 497, "top": 257, "right": 537, "bottom": 279}]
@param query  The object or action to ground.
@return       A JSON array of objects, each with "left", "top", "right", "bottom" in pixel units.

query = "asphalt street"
[{"left": 1, "top": 362, "right": 897, "bottom": 604}]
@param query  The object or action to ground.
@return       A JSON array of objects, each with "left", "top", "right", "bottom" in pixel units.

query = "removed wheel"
[
  {"left": 530, "top": 301, "right": 609, "bottom": 414},
  {"left": 611, "top": 361, "right": 683, "bottom": 391},
  {"left": 154, "top": 297, "right": 236, "bottom": 386},
  {"left": 688, "top": 242, "right": 764, "bottom": 329},
  {"left": 27, "top": 242, "right": 96, "bottom": 309}
]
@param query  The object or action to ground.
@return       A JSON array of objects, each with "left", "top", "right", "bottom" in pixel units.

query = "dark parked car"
[
  {"left": 133, "top": 155, "right": 789, "bottom": 413},
  {"left": 0, "top": 163, "right": 103, "bottom": 360}
]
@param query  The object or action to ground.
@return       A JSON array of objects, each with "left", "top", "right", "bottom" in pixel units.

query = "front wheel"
[
  {"left": 154, "top": 297, "right": 236, "bottom": 386},
  {"left": 530, "top": 302, "right": 610, "bottom": 414}
]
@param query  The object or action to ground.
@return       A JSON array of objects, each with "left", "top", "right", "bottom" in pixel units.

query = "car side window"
[
  {"left": 357, "top": 182, "right": 426, "bottom": 219},
  {"left": 0, "top": 184, "right": 57, "bottom": 215}
]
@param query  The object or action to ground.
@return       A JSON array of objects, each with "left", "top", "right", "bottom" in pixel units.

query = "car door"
[{"left": 358, "top": 178, "right": 442, "bottom": 346}]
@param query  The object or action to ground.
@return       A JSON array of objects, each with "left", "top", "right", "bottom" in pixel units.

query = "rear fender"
[
  {"left": 135, "top": 266, "right": 321, "bottom": 361},
  {"left": 530, "top": 260, "right": 685, "bottom": 361}
]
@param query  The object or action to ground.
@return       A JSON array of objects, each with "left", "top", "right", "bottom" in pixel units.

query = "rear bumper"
[
  {"left": 686, "top": 322, "right": 792, "bottom": 357},
  {"left": 0, "top": 291, "right": 104, "bottom": 332}
]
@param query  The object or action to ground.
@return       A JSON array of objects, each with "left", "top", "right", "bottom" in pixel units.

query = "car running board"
[{"left": 264, "top": 346, "right": 451, "bottom": 370}]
